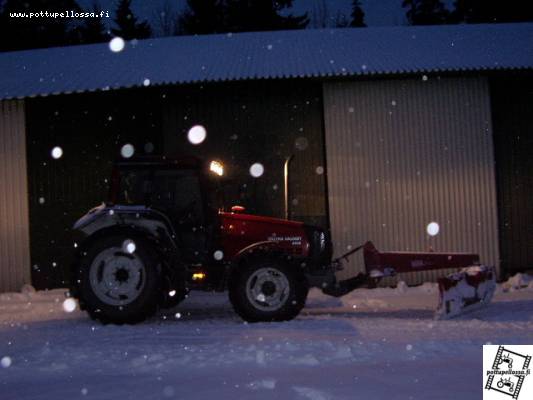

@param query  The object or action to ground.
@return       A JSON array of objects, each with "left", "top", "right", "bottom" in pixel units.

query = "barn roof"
[{"left": 1, "top": 22, "right": 533, "bottom": 100}]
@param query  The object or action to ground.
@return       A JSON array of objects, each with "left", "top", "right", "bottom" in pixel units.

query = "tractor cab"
[{"left": 108, "top": 156, "right": 222, "bottom": 264}]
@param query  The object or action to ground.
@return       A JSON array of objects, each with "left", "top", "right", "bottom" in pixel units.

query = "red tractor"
[{"left": 70, "top": 157, "right": 495, "bottom": 324}]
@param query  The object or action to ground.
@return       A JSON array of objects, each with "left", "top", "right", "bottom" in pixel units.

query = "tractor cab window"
[
  {"left": 117, "top": 169, "right": 152, "bottom": 205},
  {"left": 150, "top": 170, "right": 204, "bottom": 225},
  {"left": 116, "top": 168, "right": 204, "bottom": 224}
]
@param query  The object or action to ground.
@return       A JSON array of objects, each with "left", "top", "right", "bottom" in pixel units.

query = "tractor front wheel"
[{"left": 229, "top": 258, "right": 308, "bottom": 322}]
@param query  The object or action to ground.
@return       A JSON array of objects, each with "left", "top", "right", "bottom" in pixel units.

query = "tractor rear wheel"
[
  {"left": 229, "top": 258, "right": 308, "bottom": 322},
  {"left": 76, "top": 235, "right": 161, "bottom": 324}
]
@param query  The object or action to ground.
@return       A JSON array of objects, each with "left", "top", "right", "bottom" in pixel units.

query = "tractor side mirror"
[{"left": 231, "top": 205, "right": 245, "bottom": 213}]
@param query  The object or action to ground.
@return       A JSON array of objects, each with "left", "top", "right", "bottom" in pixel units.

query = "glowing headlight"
[
  {"left": 319, "top": 232, "right": 326, "bottom": 251},
  {"left": 210, "top": 160, "right": 224, "bottom": 176}
]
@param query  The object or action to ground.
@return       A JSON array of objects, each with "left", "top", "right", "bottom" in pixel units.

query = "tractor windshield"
[{"left": 114, "top": 167, "right": 205, "bottom": 224}]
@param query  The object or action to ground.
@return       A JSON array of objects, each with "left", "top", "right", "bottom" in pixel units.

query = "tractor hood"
[
  {"left": 218, "top": 211, "right": 310, "bottom": 259},
  {"left": 219, "top": 211, "right": 304, "bottom": 227}
]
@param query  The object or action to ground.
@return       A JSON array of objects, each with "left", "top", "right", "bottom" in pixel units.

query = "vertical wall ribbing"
[
  {"left": 0, "top": 100, "right": 31, "bottom": 292},
  {"left": 323, "top": 77, "right": 499, "bottom": 284}
]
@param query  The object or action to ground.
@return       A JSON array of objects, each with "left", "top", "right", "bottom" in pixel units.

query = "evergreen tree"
[
  {"left": 451, "top": 0, "right": 533, "bottom": 23},
  {"left": 111, "top": 0, "right": 151, "bottom": 40},
  {"left": 0, "top": 0, "right": 82, "bottom": 52},
  {"left": 403, "top": 0, "right": 450, "bottom": 25},
  {"left": 153, "top": 0, "right": 179, "bottom": 37},
  {"left": 350, "top": 0, "right": 366, "bottom": 27},
  {"left": 179, "top": 0, "right": 225, "bottom": 35},
  {"left": 224, "top": 0, "right": 309, "bottom": 32},
  {"left": 179, "top": 0, "right": 308, "bottom": 35},
  {"left": 74, "top": 1, "right": 110, "bottom": 44}
]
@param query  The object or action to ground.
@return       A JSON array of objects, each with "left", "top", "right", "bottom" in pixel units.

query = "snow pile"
[
  {"left": 0, "top": 287, "right": 82, "bottom": 324},
  {"left": 307, "top": 281, "right": 440, "bottom": 312},
  {"left": 500, "top": 273, "right": 533, "bottom": 292}
]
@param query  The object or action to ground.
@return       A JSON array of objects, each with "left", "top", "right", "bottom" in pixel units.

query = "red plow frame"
[{"left": 325, "top": 241, "right": 496, "bottom": 319}]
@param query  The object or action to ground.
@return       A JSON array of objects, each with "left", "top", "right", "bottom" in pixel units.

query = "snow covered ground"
[{"left": 1, "top": 276, "right": 532, "bottom": 400}]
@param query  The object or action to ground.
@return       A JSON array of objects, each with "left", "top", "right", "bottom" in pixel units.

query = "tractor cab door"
[{"left": 150, "top": 170, "right": 211, "bottom": 263}]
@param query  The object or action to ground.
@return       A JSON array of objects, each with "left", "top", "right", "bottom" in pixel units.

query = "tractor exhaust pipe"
[{"left": 284, "top": 155, "right": 294, "bottom": 220}]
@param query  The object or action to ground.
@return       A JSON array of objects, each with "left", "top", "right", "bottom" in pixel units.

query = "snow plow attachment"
[
  {"left": 324, "top": 242, "right": 496, "bottom": 319},
  {"left": 435, "top": 265, "right": 496, "bottom": 319}
]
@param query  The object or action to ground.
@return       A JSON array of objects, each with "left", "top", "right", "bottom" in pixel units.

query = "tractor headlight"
[
  {"left": 319, "top": 231, "right": 326, "bottom": 252},
  {"left": 312, "top": 229, "right": 327, "bottom": 254},
  {"left": 209, "top": 160, "right": 224, "bottom": 176},
  {"left": 304, "top": 226, "right": 333, "bottom": 270}
]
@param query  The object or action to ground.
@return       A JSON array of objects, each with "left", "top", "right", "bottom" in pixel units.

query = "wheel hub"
[
  {"left": 261, "top": 281, "right": 276, "bottom": 296},
  {"left": 114, "top": 267, "right": 130, "bottom": 283},
  {"left": 89, "top": 246, "right": 146, "bottom": 306},
  {"left": 245, "top": 267, "right": 290, "bottom": 312}
]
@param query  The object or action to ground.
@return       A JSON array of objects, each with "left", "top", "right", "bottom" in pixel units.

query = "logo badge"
[{"left": 484, "top": 345, "right": 532, "bottom": 399}]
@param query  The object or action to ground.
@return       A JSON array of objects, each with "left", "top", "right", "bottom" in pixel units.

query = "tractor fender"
[
  {"left": 228, "top": 241, "right": 305, "bottom": 283},
  {"left": 73, "top": 203, "right": 179, "bottom": 261},
  {"left": 232, "top": 241, "right": 288, "bottom": 264},
  {"left": 70, "top": 204, "right": 184, "bottom": 299}
]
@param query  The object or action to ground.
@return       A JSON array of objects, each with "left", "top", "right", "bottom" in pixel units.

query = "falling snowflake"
[
  {"left": 62, "top": 298, "right": 77, "bottom": 313},
  {"left": 406, "top": 344, "right": 413, "bottom": 351},
  {"left": 213, "top": 250, "right": 224, "bottom": 261},
  {"left": 250, "top": 163, "right": 264, "bottom": 178},
  {"left": 315, "top": 166, "right": 324, "bottom": 175},
  {"left": 187, "top": 125, "right": 207, "bottom": 145},
  {"left": 144, "top": 142, "right": 154, "bottom": 153},
  {"left": 1, "top": 356, "right": 12, "bottom": 368},
  {"left": 295, "top": 137, "right": 309, "bottom": 151},
  {"left": 143, "top": 78, "right": 150, "bottom": 87},
  {"left": 109, "top": 37, "right": 125, "bottom": 53},
  {"left": 426, "top": 222, "right": 440, "bottom": 236},
  {"left": 51, "top": 146, "right": 63, "bottom": 159},
  {"left": 38, "top": 197, "right": 45, "bottom": 204},
  {"left": 122, "top": 239, "right": 136, "bottom": 254},
  {"left": 120, "top": 144, "right": 135, "bottom": 158}
]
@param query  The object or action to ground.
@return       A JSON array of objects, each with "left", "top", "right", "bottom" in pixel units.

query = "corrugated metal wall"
[
  {"left": 162, "top": 81, "right": 327, "bottom": 227},
  {"left": 0, "top": 100, "right": 31, "bottom": 292},
  {"left": 491, "top": 75, "right": 533, "bottom": 276},
  {"left": 323, "top": 77, "right": 499, "bottom": 284}
]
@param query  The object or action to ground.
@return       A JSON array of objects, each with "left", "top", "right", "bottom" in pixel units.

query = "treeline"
[
  {"left": 403, "top": 0, "right": 533, "bottom": 25},
  {"left": 0, "top": 0, "right": 532, "bottom": 52}
]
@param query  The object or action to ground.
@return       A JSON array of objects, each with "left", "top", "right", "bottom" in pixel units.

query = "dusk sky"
[{"left": 77, "top": 0, "right": 422, "bottom": 31}]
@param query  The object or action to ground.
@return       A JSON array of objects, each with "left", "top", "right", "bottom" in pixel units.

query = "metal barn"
[{"left": 0, "top": 23, "right": 532, "bottom": 291}]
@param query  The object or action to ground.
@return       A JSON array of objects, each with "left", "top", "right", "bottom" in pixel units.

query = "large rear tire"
[
  {"left": 229, "top": 258, "right": 308, "bottom": 322},
  {"left": 76, "top": 235, "right": 161, "bottom": 324}
]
